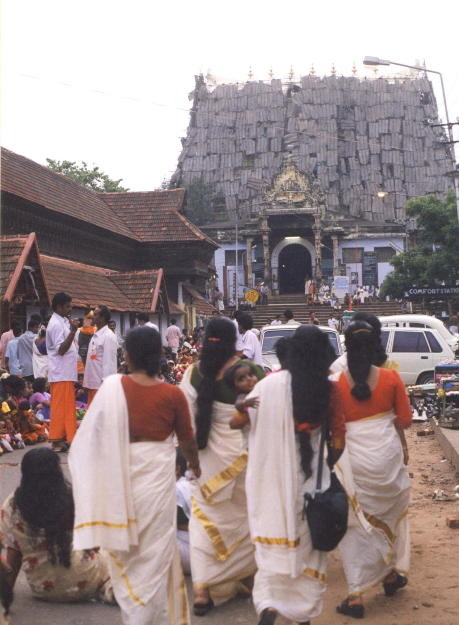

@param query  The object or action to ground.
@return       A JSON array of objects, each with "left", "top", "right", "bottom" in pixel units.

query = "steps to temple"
[{"left": 229, "top": 295, "right": 424, "bottom": 328}]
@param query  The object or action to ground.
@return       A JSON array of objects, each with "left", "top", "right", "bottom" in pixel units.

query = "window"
[
  {"left": 225, "top": 250, "right": 236, "bottom": 265},
  {"left": 392, "top": 331, "right": 429, "bottom": 353},
  {"left": 425, "top": 331, "right": 442, "bottom": 353},
  {"left": 380, "top": 330, "right": 390, "bottom": 350},
  {"left": 375, "top": 247, "right": 395, "bottom": 263},
  {"left": 342, "top": 247, "right": 363, "bottom": 263}
]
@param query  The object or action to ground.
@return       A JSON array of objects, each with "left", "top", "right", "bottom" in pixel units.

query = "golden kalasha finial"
[
  {"left": 248, "top": 66, "right": 254, "bottom": 80},
  {"left": 373, "top": 67, "right": 378, "bottom": 76},
  {"left": 331, "top": 63, "right": 336, "bottom": 76},
  {"left": 268, "top": 67, "right": 274, "bottom": 79},
  {"left": 288, "top": 65, "right": 294, "bottom": 81},
  {"left": 309, "top": 64, "right": 315, "bottom": 76},
  {"left": 352, "top": 62, "right": 357, "bottom": 76}
]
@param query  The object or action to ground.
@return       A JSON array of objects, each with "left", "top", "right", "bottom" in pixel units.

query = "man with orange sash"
[{"left": 46, "top": 292, "right": 78, "bottom": 452}]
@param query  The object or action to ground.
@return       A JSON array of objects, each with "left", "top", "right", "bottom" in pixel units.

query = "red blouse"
[
  {"left": 121, "top": 376, "right": 194, "bottom": 442},
  {"left": 336, "top": 368, "right": 412, "bottom": 428}
]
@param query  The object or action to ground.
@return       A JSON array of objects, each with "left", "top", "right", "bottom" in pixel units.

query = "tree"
[
  {"left": 381, "top": 192, "right": 459, "bottom": 300},
  {"left": 181, "top": 177, "right": 217, "bottom": 225},
  {"left": 46, "top": 159, "right": 128, "bottom": 192}
]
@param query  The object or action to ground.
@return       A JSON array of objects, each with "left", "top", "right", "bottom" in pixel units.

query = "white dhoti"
[
  {"left": 181, "top": 367, "right": 256, "bottom": 601},
  {"left": 335, "top": 412, "right": 410, "bottom": 594},
  {"left": 246, "top": 371, "right": 329, "bottom": 623},
  {"left": 69, "top": 374, "right": 190, "bottom": 625}
]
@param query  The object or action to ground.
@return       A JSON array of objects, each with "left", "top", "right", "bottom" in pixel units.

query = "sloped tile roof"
[
  {"left": 42, "top": 256, "right": 134, "bottom": 312},
  {"left": 183, "top": 284, "right": 216, "bottom": 315},
  {"left": 100, "top": 191, "right": 217, "bottom": 246},
  {"left": 108, "top": 269, "right": 164, "bottom": 312},
  {"left": 1, "top": 233, "right": 50, "bottom": 305},
  {"left": 1, "top": 147, "right": 136, "bottom": 239}
]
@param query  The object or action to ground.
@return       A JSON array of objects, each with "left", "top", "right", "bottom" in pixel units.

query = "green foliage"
[
  {"left": 46, "top": 159, "right": 128, "bottom": 192},
  {"left": 380, "top": 193, "right": 459, "bottom": 298},
  {"left": 182, "top": 177, "right": 217, "bottom": 225}
]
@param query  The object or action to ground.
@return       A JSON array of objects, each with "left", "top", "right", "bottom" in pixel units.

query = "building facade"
[{"left": 173, "top": 73, "right": 455, "bottom": 297}]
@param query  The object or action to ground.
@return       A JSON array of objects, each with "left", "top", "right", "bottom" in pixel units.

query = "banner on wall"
[{"left": 333, "top": 275, "right": 350, "bottom": 299}]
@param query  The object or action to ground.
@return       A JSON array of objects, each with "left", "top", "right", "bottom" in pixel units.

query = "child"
[
  {"left": 224, "top": 361, "right": 260, "bottom": 429},
  {"left": 29, "top": 377, "right": 51, "bottom": 422},
  {"left": 15, "top": 400, "right": 48, "bottom": 445}
]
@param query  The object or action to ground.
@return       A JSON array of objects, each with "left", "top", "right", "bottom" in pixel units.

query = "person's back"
[{"left": 17, "top": 322, "right": 39, "bottom": 378}]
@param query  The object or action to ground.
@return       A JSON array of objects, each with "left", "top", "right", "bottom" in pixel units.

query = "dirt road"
[{"left": 2, "top": 425, "right": 459, "bottom": 624}]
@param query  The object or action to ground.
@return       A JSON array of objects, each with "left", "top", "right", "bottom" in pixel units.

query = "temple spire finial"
[
  {"left": 268, "top": 67, "right": 274, "bottom": 79},
  {"left": 331, "top": 63, "right": 336, "bottom": 76},
  {"left": 248, "top": 66, "right": 254, "bottom": 81},
  {"left": 352, "top": 62, "right": 357, "bottom": 76},
  {"left": 288, "top": 65, "right": 294, "bottom": 81},
  {"left": 309, "top": 63, "right": 315, "bottom": 76}
]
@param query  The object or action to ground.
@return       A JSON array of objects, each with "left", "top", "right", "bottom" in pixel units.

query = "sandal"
[
  {"left": 258, "top": 609, "right": 277, "bottom": 625},
  {"left": 193, "top": 598, "right": 214, "bottom": 616},
  {"left": 383, "top": 572, "right": 407, "bottom": 596},
  {"left": 336, "top": 597, "right": 365, "bottom": 619}
]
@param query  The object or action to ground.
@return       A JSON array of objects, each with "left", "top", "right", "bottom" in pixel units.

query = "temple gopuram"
[{"left": 172, "top": 72, "right": 455, "bottom": 297}]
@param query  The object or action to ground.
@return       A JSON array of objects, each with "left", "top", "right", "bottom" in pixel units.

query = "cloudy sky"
[{"left": 2, "top": 0, "right": 458, "bottom": 191}]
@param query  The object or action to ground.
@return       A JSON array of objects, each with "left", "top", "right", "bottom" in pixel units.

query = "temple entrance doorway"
[{"left": 278, "top": 244, "right": 312, "bottom": 294}]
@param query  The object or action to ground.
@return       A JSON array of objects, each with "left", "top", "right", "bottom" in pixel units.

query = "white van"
[
  {"left": 379, "top": 314, "right": 458, "bottom": 353},
  {"left": 380, "top": 327, "right": 455, "bottom": 385}
]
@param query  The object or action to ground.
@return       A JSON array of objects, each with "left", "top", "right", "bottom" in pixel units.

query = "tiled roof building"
[{"left": 1, "top": 148, "right": 217, "bottom": 332}]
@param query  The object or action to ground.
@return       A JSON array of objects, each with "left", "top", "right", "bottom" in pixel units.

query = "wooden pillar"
[
  {"left": 332, "top": 235, "right": 339, "bottom": 275},
  {"left": 261, "top": 217, "right": 271, "bottom": 287},
  {"left": 246, "top": 237, "right": 254, "bottom": 287},
  {"left": 313, "top": 215, "right": 322, "bottom": 281}
]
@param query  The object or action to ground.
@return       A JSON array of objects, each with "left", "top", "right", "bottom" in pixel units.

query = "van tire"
[{"left": 416, "top": 371, "right": 434, "bottom": 385}]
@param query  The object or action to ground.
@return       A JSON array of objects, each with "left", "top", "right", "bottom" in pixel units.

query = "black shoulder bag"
[{"left": 303, "top": 417, "right": 348, "bottom": 551}]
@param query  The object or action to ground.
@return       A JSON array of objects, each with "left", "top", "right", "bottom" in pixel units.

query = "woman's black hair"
[
  {"left": 352, "top": 312, "right": 387, "bottom": 366},
  {"left": 288, "top": 325, "right": 336, "bottom": 479},
  {"left": 345, "top": 320, "right": 379, "bottom": 401},
  {"left": 32, "top": 377, "right": 47, "bottom": 393},
  {"left": 223, "top": 361, "right": 252, "bottom": 391},
  {"left": 196, "top": 317, "right": 236, "bottom": 449},
  {"left": 13, "top": 448, "right": 74, "bottom": 567},
  {"left": 125, "top": 326, "right": 161, "bottom": 376},
  {"left": 275, "top": 336, "right": 291, "bottom": 369}
]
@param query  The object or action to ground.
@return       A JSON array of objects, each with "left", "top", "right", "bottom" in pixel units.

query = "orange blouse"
[{"left": 336, "top": 368, "right": 412, "bottom": 428}]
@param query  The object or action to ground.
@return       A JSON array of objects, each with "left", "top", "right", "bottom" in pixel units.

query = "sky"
[{"left": 2, "top": 0, "right": 458, "bottom": 191}]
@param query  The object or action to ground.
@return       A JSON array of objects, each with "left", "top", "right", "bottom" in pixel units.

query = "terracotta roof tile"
[
  {"left": 1, "top": 235, "right": 30, "bottom": 299},
  {"left": 1, "top": 234, "right": 50, "bottom": 305},
  {"left": 108, "top": 269, "right": 165, "bottom": 312},
  {"left": 183, "top": 284, "right": 216, "bottom": 315},
  {"left": 42, "top": 256, "right": 134, "bottom": 311},
  {"left": 100, "top": 191, "right": 218, "bottom": 246},
  {"left": 1, "top": 148, "right": 136, "bottom": 239}
]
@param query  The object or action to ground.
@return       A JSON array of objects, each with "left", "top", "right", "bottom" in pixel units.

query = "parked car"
[
  {"left": 379, "top": 314, "right": 458, "bottom": 354},
  {"left": 260, "top": 324, "right": 343, "bottom": 372},
  {"left": 380, "top": 327, "right": 455, "bottom": 385}
]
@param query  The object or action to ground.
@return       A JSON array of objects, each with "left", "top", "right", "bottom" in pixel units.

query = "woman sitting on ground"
[{"left": 0, "top": 448, "right": 113, "bottom": 604}]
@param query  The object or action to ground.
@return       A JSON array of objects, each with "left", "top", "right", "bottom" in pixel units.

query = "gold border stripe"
[
  {"left": 358, "top": 410, "right": 392, "bottom": 422},
  {"left": 252, "top": 536, "right": 300, "bottom": 548},
  {"left": 200, "top": 453, "right": 248, "bottom": 500},
  {"left": 363, "top": 512, "right": 395, "bottom": 543},
  {"left": 109, "top": 551, "right": 145, "bottom": 607},
  {"left": 303, "top": 568, "right": 327, "bottom": 583},
  {"left": 75, "top": 518, "right": 137, "bottom": 530},
  {"left": 191, "top": 497, "right": 243, "bottom": 561}
]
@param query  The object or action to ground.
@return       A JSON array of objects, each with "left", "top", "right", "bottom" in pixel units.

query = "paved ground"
[{"left": 2, "top": 427, "right": 459, "bottom": 624}]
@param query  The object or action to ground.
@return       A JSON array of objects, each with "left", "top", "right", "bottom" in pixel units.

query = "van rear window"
[
  {"left": 392, "top": 331, "right": 429, "bottom": 353},
  {"left": 425, "top": 331, "right": 442, "bottom": 353}
]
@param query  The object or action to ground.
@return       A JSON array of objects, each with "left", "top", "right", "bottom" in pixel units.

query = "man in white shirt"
[
  {"left": 327, "top": 314, "right": 339, "bottom": 331},
  {"left": 238, "top": 313, "right": 263, "bottom": 366},
  {"left": 232, "top": 310, "right": 244, "bottom": 355},
  {"left": 83, "top": 306, "right": 118, "bottom": 405},
  {"left": 165, "top": 319, "right": 182, "bottom": 361},
  {"left": 137, "top": 312, "right": 159, "bottom": 332},
  {"left": 283, "top": 309, "right": 301, "bottom": 326},
  {"left": 271, "top": 315, "right": 282, "bottom": 326},
  {"left": 16, "top": 318, "right": 40, "bottom": 381},
  {"left": 46, "top": 292, "right": 79, "bottom": 452}
]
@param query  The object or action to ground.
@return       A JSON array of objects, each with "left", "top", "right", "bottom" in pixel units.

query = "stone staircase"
[{"left": 234, "top": 294, "right": 425, "bottom": 328}]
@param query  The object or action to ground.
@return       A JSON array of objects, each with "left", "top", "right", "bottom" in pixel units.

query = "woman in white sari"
[
  {"left": 245, "top": 325, "right": 346, "bottom": 625},
  {"left": 180, "top": 317, "right": 264, "bottom": 616},
  {"left": 332, "top": 321, "right": 412, "bottom": 619},
  {"left": 69, "top": 326, "right": 200, "bottom": 625}
]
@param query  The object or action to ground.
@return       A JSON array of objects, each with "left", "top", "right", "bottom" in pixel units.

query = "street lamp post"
[{"left": 363, "top": 56, "right": 459, "bottom": 222}]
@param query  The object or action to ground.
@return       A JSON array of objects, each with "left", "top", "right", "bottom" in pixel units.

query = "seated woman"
[
  {"left": 29, "top": 377, "right": 51, "bottom": 423},
  {"left": 0, "top": 448, "right": 113, "bottom": 604},
  {"left": 14, "top": 401, "right": 48, "bottom": 445}
]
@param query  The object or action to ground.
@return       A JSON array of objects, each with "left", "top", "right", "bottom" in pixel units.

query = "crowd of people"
[{"left": 0, "top": 290, "right": 413, "bottom": 625}]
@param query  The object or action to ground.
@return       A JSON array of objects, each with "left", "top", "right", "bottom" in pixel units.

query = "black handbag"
[{"left": 303, "top": 418, "right": 348, "bottom": 551}]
